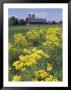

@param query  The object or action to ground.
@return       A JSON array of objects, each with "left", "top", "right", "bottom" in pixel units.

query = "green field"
[
  {"left": 9, "top": 24, "right": 62, "bottom": 81},
  {"left": 9, "top": 24, "right": 62, "bottom": 39}
]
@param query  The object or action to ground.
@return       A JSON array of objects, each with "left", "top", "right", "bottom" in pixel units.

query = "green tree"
[
  {"left": 9, "top": 16, "right": 18, "bottom": 26},
  {"left": 18, "top": 19, "right": 26, "bottom": 25}
]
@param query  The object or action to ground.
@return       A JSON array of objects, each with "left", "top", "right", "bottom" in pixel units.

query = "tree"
[
  {"left": 9, "top": 16, "right": 18, "bottom": 26},
  {"left": 18, "top": 19, "right": 26, "bottom": 25},
  {"left": 59, "top": 21, "right": 62, "bottom": 24},
  {"left": 53, "top": 21, "right": 56, "bottom": 24}
]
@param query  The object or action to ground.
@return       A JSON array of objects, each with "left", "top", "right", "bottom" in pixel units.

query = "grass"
[{"left": 9, "top": 24, "right": 62, "bottom": 40}]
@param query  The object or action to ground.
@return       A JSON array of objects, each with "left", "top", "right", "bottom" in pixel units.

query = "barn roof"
[{"left": 29, "top": 18, "right": 47, "bottom": 23}]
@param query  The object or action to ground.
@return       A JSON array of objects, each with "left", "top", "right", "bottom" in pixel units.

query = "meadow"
[{"left": 8, "top": 24, "right": 62, "bottom": 81}]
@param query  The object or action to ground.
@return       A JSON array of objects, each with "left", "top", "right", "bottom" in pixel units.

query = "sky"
[{"left": 8, "top": 8, "right": 62, "bottom": 22}]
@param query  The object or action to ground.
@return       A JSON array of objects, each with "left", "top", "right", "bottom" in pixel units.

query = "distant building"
[
  {"left": 28, "top": 14, "right": 31, "bottom": 20},
  {"left": 26, "top": 14, "right": 47, "bottom": 24}
]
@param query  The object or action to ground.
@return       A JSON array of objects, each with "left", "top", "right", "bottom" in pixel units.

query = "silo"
[
  {"left": 32, "top": 14, "right": 35, "bottom": 20},
  {"left": 28, "top": 14, "right": 31, "bottom": 20}
]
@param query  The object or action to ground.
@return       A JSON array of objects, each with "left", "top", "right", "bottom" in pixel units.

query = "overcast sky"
[{"left": 8, "top": 8, "right": 62, "bottom": 22}]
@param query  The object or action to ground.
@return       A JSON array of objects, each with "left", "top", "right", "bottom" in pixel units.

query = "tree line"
[
  {"left": 9, "top": 16, "right": 62, "bottom": 26},
  {"left": 9, "top": 16, "right": 26, "bottom": 26}
]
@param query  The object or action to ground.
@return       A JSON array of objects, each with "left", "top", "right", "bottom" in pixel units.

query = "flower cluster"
[
  {"left": 33, "top": 69, "right": 58, "bottom": 81},
  {"left": 8, "top": 42, "right": 17, "bottom": 54},
  {"left": 34, "top": 69, "right": 49, "bottom": 79},
  {"left": 45, "top": 75, "right": 58, "bottom": 81},
  {"left": 12, "top": 75, "right": 22, "bottom": 81},
  {"left": 13, "top": 48, "right": 49, "bottom": 71},
  {"left": 43, "top": 27, "right": 62, "bottom": 47},
  {"left": 9, "top": 25, "right": 62, "bottom": 81},
  {"left": 14, "top": 33, "right": 28, "bottom": 46},
  {"left": 26, "top": 30, "right": 40, "bottom": 41}
]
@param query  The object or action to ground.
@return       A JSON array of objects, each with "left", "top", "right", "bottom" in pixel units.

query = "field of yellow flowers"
[{"left": 8, "top": 25, "right": 62, "bottom": 82}]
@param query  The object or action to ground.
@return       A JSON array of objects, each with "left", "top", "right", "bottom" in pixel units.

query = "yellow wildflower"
[
  {"left": 34, "top": 69, "right": 49, "bottom": 79},
  {"left": 26, "top": 30, "right": 40, "bottom": 40},
  {"left": 32, "top": 47, "right": 37, "bottom": 52},
  {"left": 47, "top": 63, "right": 53, "bottom": 71},
  {"left": 23, "top": 48, "right": 31, "bottom": 54},
  {"left": 12, "top": 75, "right": 22, "bottom": 81},
  {"left": 13, "top": 61, "right": 20, "bottom": 66},
  {"left": 13, "top": 60, "right": 24, "bottom": 70},
  {"left": 45, "top": 75, "right": 58, "bottom": 82},
  {"left": 14, "top": 33, "right": 28, "bottom": 46},
  {"left": 32, "top": 78, "right": 38, "bottom": 81}
]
